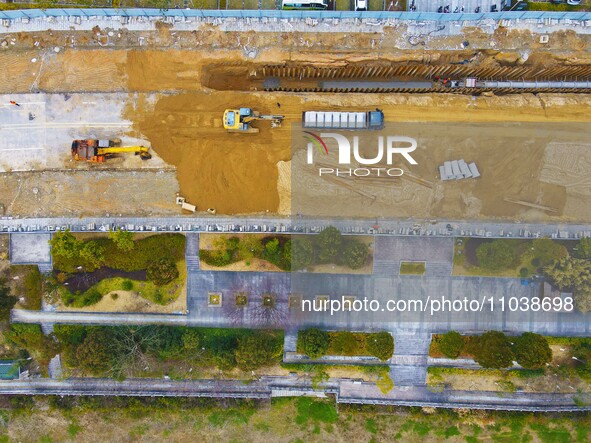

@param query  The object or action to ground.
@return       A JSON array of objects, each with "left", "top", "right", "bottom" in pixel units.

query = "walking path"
[
  {"left": 0, "top": 376, "right": 587, "bottom": 412},
  {"left": 389, "top": 332, "right": 431, "bottom": 386}
]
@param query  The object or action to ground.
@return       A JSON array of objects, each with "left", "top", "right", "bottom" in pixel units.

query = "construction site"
[{"left": 1, "top": 13, "right": 591, "bottom": 222}]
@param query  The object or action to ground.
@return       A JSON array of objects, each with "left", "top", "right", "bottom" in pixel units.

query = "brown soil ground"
[
  {"left": 0, "top": 170, "right": 179, "bottom": 217},
  {"left": 1, "top": 27, "right": 591, "bottom": 219}
]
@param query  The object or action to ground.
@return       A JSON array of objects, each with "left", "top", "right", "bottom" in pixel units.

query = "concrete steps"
[
  {"left": 284, "top": 331, "right": 298, "bottom": 353},
  {"left": 425, "top": 262, "right": 453, "bottom": 277},
  {"left": 185, "top": 233, "right": 200, "bottom": 256},
  {"left": 394, "top": 334, "right": 432, "bottom": 356},
  {"left": 186, "top": 257, "right": 200, "bottom": 270},
  {"left": 390, "top": 365, "right": 427, "bottom": 386},
  {"left": 372, "top": 260, "right": 399, "bottom": 276},
  {"left": 37, "top": 263, "right": 53, "bottom": 274}
]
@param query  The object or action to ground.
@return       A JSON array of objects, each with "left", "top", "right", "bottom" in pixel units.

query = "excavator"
[
  {"left": 71, "top": 139, "right": 152, "bottom": 163},
  {"left": 223, "top": 108, "right": 284, "bottom": 133}
]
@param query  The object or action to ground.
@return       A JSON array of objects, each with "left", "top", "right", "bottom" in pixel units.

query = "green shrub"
[
  {"left": 341, "top": 240, "right": 369, "bottom": 269},
  {"left": 512, "top": 333, "right": 552, "bottom": 370},
  {"left": 330, "top": 331, "right": 358, "bottom": 356},
  {"left": 471, "top": 331, "right": 514, "bottom": 369},
  {"left": 366, "top": 332, "right": 394, "bottom": 361},
  {"left": 476, "top": 240, "right": 516, "bottom": 271},
  {"left": 298, "top": 329, "right": 330, "bottom": 359},
  {"left": 438, "top": 331, "right": 465, "bottom": 359},
  {"left": 146, "top": 258, "right": 179, "bottom": 286},
  {"left": 519, "top": 267, "right": 530, "bottom": 278},
  {"left": 121, "top": 280, "right": 133, "bottom": 291}
]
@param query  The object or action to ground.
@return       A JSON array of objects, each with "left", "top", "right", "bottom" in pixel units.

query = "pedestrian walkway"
[
  {"left": 48, "top": 355, "right": 62, "bottom": 379},
  {"left": 284, "top": 330, "right": 298, "bottom": 353},
  {"left": 389, "top": 332, "right": 432, "bottom": 387},
  {"left": 424, "top": 262, "right": 453, "bottom": 277},
  {"left": 185, "top": 233, "right": 200, "bottom": 271}
]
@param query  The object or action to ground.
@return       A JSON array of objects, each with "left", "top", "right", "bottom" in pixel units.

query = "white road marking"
[
  {"left": 0, "top": 122, "right": 130, "bottom": 129},
  {"left": 0, "top": 148, "right": 44, "bottom": 151}
]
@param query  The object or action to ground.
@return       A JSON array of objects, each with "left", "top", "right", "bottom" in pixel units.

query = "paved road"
[
  {"left": 0, "top": 376, "right": 588, "bottom": 412},
  {"left": 2, "top": 215, "right": 591, "bottom": 241}
]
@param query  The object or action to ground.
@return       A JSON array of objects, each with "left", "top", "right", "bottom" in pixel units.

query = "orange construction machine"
[{"left": 71, "top": 139, "right": 152, "bottom": 163}]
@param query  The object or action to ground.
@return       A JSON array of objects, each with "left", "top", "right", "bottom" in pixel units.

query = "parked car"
[
  {"left": 355, "top": 0, "right": 367, "bottom": 10},
  {"left": 567, "top": 0, "right": 582, "bottom": 5}
]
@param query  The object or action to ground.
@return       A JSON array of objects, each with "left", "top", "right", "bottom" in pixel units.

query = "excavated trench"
[{"left": 203, "top": 63, "right": 591, "bottom": 94}]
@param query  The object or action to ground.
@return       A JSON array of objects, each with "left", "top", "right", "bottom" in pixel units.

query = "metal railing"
[{"left": 1, "top": 8, "right": 591, "bottom": 21}]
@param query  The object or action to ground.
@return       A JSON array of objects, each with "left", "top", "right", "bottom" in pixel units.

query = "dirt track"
[{"left": 1, "top": 26, "right": 591, "bottom": 220}]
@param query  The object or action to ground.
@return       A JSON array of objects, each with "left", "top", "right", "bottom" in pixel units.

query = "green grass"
[
  {"left": 334, "top": 0, "right": 353, "bottom": 10},
  {"left": 295, "top": 398, "right": 338, "bottom": 425},
  {"left": 399, "top": 261, "right": 426, "bottom": 275},
  {"left": 528, "top": 1, "right": 585, "bottom": 11},
  {"left": 10, "top": 265, "right": 43, "bottom": 310}
]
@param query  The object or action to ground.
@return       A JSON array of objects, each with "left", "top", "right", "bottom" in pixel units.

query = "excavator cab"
[{"left": 223, "top": 108, "right": 284, "bottom": 133}]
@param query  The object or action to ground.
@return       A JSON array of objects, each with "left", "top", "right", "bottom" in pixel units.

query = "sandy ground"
[
  {"left": 54, "top": 288, "right": 186, "bottom": 314},
  {"left": 0, "top": 169, "right": 180, "bottom": 217},
  {"left": 0, "top": 26, "right": 591, "bottom": 220}
]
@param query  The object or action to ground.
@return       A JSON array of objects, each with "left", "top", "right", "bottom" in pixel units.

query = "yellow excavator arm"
[
  {"left": 97, "top": 146, "right": 149, "bottom": 154},
  {"left": 97, "top": 146, "right": 152, "bottom": 159}
]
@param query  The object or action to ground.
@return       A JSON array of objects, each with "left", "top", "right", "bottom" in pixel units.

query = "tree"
[
  {"left": 235, "top": 333, "right": 281, "bottom": 371},
  {"left": 331, "top": 331, "right": 357, "bottom": 356},
  {"left": 544, "top": 257, "right": 591, "bottom": 312},
  {"left": 291, "top": 237, "right": 315, "bottom": 270},
  {"left": 471, "top": 331, "right": 514, "bottom": 369},
  {"left": 76, "top": 328, "right": 113, "bottom": 375},
  {"left": 79, "top": 241, "right": 105, "bottom": 269},
  {"left": 575, "top": 238, "right": 591, "bottom": 260},
  {"left": 264, "top": 238, "right": 280, "bottom": 256},
  {"left": 531, "top": 238, "right": 567, "bottom": 267},
  {"left": 146, "top": 258, "right": 179, "bottom": 286},
  {"left": 237, "top": 235, "right": 263, "bottom": 261},
  {"left": 367, "top": 332, "right": 394, "bottom": 361},
  {"left": 512, "top": 332, "right": 552, "bottom": 370},
  {"left": 316, "top": 226, "right": 342, "bottom": 263},
  {"left": 281, "top": 240, "right": 292, "bottom": 270},
  {"left": 298, "top": 328, "right": 329, "bottom": 359},
  {"left": 49, "top": 229, "right": 81, "bottom": 258},
  {"left": 438, "top": 331, "right": 464, "bottom": 359},
  {"left": 6, "top": 324, "right": 61, "bottom": 367},
  {"left": 109, "top": 228, "right": 135, "bottom": 252},
  {"left": 182, "top": 329, "right": 201, "bottom": 351},
  {"left": 342, "top": 240, "right": 369, "bottom": 269},
  {"left": 0, "top": 279, "right": 17, "bottom": 322},
  {"left": 476, "top": 240, "right": 516, "bottom": 271}
]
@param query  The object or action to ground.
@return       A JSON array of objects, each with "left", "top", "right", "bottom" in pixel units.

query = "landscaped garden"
[
  {"left": 453, "top": 237, "right": 591, "bottom": 312},
  {"left": 297, "top": 329, "right": 394, "bottom": 361},
  {"left": 428, "top": 330, "right": 591, "bottom": 395},
  {"left": 48, "top": 230, "right": 186, "bottom": 308},
  {"left": 199, "top": 226, "right": 372, "bottom": 273}
]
